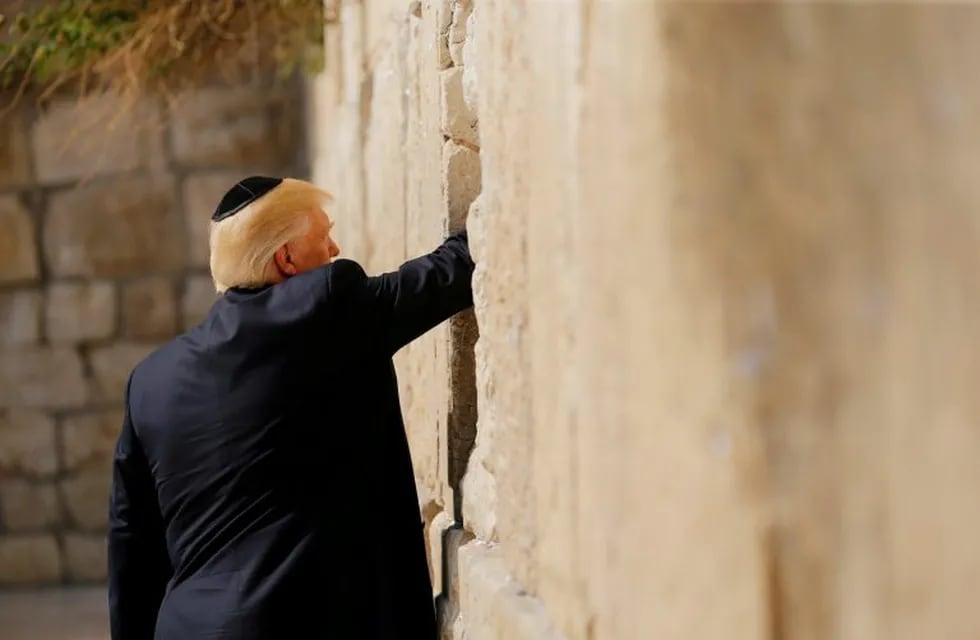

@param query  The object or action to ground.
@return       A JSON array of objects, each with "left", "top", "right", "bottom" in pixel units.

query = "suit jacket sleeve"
[
  {"left": 108, "top": 377, "right": 172, "bottom": 640},
  {"left": 343, "top": 230, "right": 474, "bottom": 356}
]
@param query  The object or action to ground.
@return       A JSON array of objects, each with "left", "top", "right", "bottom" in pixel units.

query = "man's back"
[{"left": 109, "top": 235, "right": 473, "bottom": 639}]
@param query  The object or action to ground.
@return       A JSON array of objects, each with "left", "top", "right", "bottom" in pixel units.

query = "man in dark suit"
[{"left": 108, "top": 176, "right": 474, "bottom": 639}]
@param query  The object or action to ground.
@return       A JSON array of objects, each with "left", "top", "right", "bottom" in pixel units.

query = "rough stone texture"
[
  {"left": 447, "top": 0, "right": 472, "bottom": 68},
  {"left": 0, "top": 349, "right": 88, "bottom": 409},
  {"left": 0, "top": 196, "right": 39, "bottom": 284},
  {"left": 182, "top": 275, "right": 218, "bottom": 329},
  {"left": 182, "top": 172, "right": 241, "bottom": 268},
  {"left": 44, "top": 176, "right": 185, "bottom": 277},
  {"left": 0, "top": 289, "right": 42, "bottom": 346},
  {"left": 121, "top": 278, "right": 178, "bottom": 340},
  {"left": 87, "top": 343, "right": 155, "bottom": 403},
  {"left": 61, "top": 462, "right": 113, "bottom": 532},
  {"left": 62, "top": 410, "right": 123, "bottom": 472},
  {"left": 31, "top": 96, "right": 164, "bottom": 184},
  {"left": 456, "top": 542, "right": 564, "bottom": 640},
  {"left": 63, "top": 534, "right": 107, "bottom": 582},
  {"left": 45, "top": 282, "right": 116, "bottom": 343},
  {"left": 170, "top": 84, "right": 298, "bottom": 168},
  {"left": 0, "top": 107, "right": 33, "bottom": 189},
  {"left": 441, "top": 68, "right": 479, "bottom": 147},
  {"left": 314, "top": 1, "right": 980, "bottom": 639},
  {"left": 0, "top": 480, "right": 60, "bottom": 531},
  {"left": 442, "top": 141, "right": 481, "bottom": 230},
  {"left": 0, "top": 536, "right": 62, "bottom": 585},
  {"left": 437, "top": 0, "right": 454, "bottom": 70},
  {"left": 0, "top": 411, "right": 57, "bottom": 477},
  {"left": 428, "top": 510, "right": 454, "bottom": 596},
  {"left": 462, "top": 0, "right": 535, "bottom": 598}
]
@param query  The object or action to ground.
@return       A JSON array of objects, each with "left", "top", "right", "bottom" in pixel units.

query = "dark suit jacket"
[{"left": 108, "top": 232, "right": 473, "bottom": 639}]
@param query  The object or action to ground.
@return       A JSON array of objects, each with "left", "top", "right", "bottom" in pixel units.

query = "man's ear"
[{"left": 273, "top": 244, "right": 298, "bottom": 276}]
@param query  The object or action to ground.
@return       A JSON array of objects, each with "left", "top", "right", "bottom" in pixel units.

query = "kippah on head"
[{"left": 212, "top": 176, "right": 284, "bottom": 222}]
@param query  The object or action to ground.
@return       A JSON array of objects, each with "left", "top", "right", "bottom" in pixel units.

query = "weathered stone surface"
[
  {"left": 448, "top": 0, "right": 472, "bottom": 67},
  {"left": 88, "top": 343, "right": 155, "bottom": 403},
  {"left": 437, "top": 0, "right": 454, "bottom": 70},
  {"left": 0, "top": 107, "right": 33, "bottom": 189},
  {"left": 61, "top": 463, "right": 112, "bottom": 531},
  {"left": 0, "top": 349, "right": 87, "bottom": 409},
  {"left": 441, "top": 68, "right": 479, "bottom": 147},
  {"left": 182, "top": 275, "right": 217, "bottom": 329},
  {"left": 31, "top": 95, "right": 163, "bottom": 184},
  {"left": 0, "top": 411, "right": 57, "bottom": 477},
  {"left": 428, "top": 510, "right": 455, "bottom": 596},
  {"left": 45, "top": 282, "right": 116, "bottom": 343},
  {"left": 456, "top": 542, "right": 563, "bottom": 640},
  {"left": 63, "top": 534, "right": 107, "bottom": 582},
  {"left": 0, "top": 288, "right": 42, "bottom": 346},
  {"left": 460, "top": 21, "right": 479, "bottom": 116},
  {"left": 121, "top": 278, "right": 177, "bottom": 339},
  {"left": 182, "top": 172, "right": 241, "bottom": 267},
  {"left": 62, "top": 410, "right": 123, "bottom": 472},
  {"left": 44, "top": 176, "right": 185, "bottom": 277},
  {"left": 169, "top": 84, "right": 297, "bottom": 167},
  {"left": 442, "top": 141, "right": 481, "bottom": 230},
  {"left": 0, "top": 196, "right": 39, "bottom": 284},
  {"left": 0, "top": 479, "right": 60, "bottom": 531},
  {"left": 0, "top": 535, "right": 62, "bottom": 585}
]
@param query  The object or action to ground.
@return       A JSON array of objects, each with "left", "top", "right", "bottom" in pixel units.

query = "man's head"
[{"left": 209, "top": 177, "right": 341, "bottom": 293}]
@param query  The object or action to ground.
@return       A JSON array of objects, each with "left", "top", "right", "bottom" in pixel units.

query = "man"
[{"left": 108, "top": 176, "right": 474, "bottom": 639}]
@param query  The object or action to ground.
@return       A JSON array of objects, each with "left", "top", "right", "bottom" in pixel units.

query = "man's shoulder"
[{"left": 287, "top": 258, "right": 369, "bottom": 301}]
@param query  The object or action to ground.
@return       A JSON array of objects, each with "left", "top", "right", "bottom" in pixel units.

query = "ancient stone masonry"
[
  {"left": 312, "top": 2, "right": 980, "bottom": 639},
  {"left": 0, "top": 76, "right": 309, "bottom": 586}
]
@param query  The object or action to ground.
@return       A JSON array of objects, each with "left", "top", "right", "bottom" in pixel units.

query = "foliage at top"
[{"left": 0, "top": 0, "right": 325, "bottom": 105}]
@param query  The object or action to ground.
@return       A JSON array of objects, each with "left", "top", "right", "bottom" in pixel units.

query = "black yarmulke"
[{"left": 212, "top": 176, "right": 283, "bottom": 222}]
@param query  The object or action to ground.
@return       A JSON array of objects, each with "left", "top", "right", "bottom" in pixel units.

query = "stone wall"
[
  {"left": 0, "top": 78, "right": 308, "bottom": 585},
  {"left": 311, "top": 2, "right": 980, "bottom": 639}
]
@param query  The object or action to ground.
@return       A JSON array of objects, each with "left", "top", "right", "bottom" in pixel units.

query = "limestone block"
[
  {"left": 441, "top": 68, "right": 479, "bottom": 147},
  {"left": 61, "top": 463, "right": 112, "bottom": 531},
  {"left": 437, "top": 0, "right": 454, "bottom": 69},
  {"left": 169, "top": 84, "right": 297, "bottom": 167},
  {"left": 182, "top": 275, "right": 218, "bottom": 329},
  {"left": 0, "top": 289, "right": 42, "bottom": 346},
  {"left": 456, "top": 542, "right": 564, "bottom": 640},
  {"left": 0, "top": 106, "right": 33, "bottom": 189},
  {"left": 62, "top": 410, "right": 123, "bottom": 472},
  {"left": 461, "top": 445, "right": 497, "bottom": 542},
  {"left": 428, "top": 510, "right": 455, "bottom": 596},
  {"left": 182, "top": 172, "right": 241, "bottom": 267},
  {"left": 31, "top": 95, "right": 163, "bottom": 184},
  {"left": 0, "top": 479, "right": 60, "bottom": 531},
  {"left": 121, "top": 278, "right": 178, "bottom": 340},
  {"left": 0, "top": 535, "right": 62, "bottom": 585},
  {"left": 461, "top": 23, "right": 479, "bottom": 115},
  {"left": 63, "top": 534, "right": 107, "bottom": 582},
  {"left": 442, "top": 141, "right": 481, "bottom": 229},
  {"left": 0, "top": 196, "right": 39, "bottom": 284},
  {"left": 44, "top": 176, "right": 184, "bottom": 277},
  {"left": 0, "top": 410, "right": 57, "bottom": 478},
  {"left": 88, "top": 343, "right": 155, "bottom": 403},
  {"left": 0, "top": 349, "right": 87, "bottom": 409},
  {"left": 45, "top": 282, "right": 116, "bottom": 344},
  {"left": 448, "top": 0, "right": 473, "bottom": 67}
]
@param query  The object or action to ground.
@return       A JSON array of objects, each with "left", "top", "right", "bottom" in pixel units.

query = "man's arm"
[
  {"left": 345, "top": 230, "right": 474, "bottom": 356},
  {"left": 108, "top": 379, "right": 171, "bottom": 640}
]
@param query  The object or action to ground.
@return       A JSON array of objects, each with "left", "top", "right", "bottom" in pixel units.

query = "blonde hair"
[{"left": 209, "top": 178, "right": 333, "bottom": 293}]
